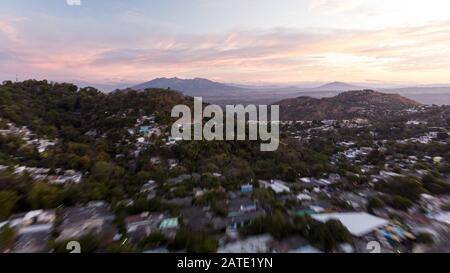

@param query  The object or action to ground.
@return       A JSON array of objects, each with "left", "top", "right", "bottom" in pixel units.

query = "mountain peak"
[
  {"left": 131, "top": 77, "right": 244, "bottom": 96},
  {"left": 314, "top": 82, "right": 361, "bottom": 91}
]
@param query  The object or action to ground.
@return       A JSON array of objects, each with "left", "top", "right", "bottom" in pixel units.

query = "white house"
[{"left": 312, "top": 212, "right": 389, "bottom": 237}]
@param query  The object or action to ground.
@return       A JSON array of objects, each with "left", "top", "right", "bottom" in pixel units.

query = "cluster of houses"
[
  {"left": 282, "top": 118, "right": 373, "bottom": 142},
  {"left": 0, "top": 209, "right": 56, "bottom": 253},
  {"left": 0, "top": 165, "right": 83, "bottom": 184},
  {"left": 0, "top": 202, "right": 116, "bottom": 253},
  {"left": 130, "top": 115, "right": 162, "bottom": 156},
  {"left": 125, "top": 212, "right": 179, "bottom": 243},
  {"left": 130, "top": 114, "right": 185, "bottom": 156},
  {"left": 398, "top": 131, "right": 441, "bottom": 145},
  {"left": 0, "top": 122, "right": 56, "bottom": 153}
]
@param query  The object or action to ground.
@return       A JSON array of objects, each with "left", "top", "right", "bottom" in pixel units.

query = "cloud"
[
  {"left": 307, "top": 0, "right": 363, "bottom": 13},
  {"left": 1, "top": 16, "right": 450, "bottom": 84},
  {"left": 0, "top": 18, "right": 22, "bottom": 42},
  {"left": 66, "top": 0, "right": 81, "bottom": 6}
]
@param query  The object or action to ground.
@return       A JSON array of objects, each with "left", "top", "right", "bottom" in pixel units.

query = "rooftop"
[{"left": 312, "top": 212, "right": 389, "bottom": 237}]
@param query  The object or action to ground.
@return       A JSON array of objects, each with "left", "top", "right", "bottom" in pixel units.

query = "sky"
[{"left": 1, "top": 0, "right": 450, "bottom": 86}]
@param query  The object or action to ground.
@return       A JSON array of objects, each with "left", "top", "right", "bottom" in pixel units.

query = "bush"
[
  {"left": 387, "top": 195, "right": 413, "bottom": 211},
  {"left": 170, "top": 228, "right": 218, "bottom": 253},
  {"left": 0, "top": 225, "right": 17, "bottom": 251},
  {"left": 367, "top": 197, "right": 385, "bottom": 212},
  {"left": 138, "top": 232, "right": 167, "bottom": 249},
  {"left": 416, "top": 233, "right": 434, "bottom": 245},
  {"left": 239, "top": 211, "right": 294, "bottom": 239}
]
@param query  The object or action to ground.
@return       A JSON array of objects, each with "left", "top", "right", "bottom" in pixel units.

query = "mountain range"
[{"left": 126, "top": 77, "right": 450, "bottom": 105}]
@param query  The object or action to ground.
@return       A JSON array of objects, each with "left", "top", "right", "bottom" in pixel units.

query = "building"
[
  {"left": 139, "top": 126, "right": 150, "bottom": 135},
  {"left": 218, "top": 234, "right": 273, "bottom": 253},
  {"left": 312, "top": 212, "right": 389, "bottom": 237},
  {"left": 259, "top": 180, "right": 290, "bottom": 194},
  {"left": 227, "top": 196, "right": 265, "bottom": 230},
  {"left": 12, "top": 224, "right": 53, "bottom": 253},
  {"left": 240, "top": 184, "right": 253, "bottom": 193},
  {"left": 57, "top": 202, "right": 116, "bottom": 241},
  {"left": 125, "top": 212, "right": 166, "bottom": 243},
  {"left": 159, "top": 217, "right": 179, "bottom": 239}
]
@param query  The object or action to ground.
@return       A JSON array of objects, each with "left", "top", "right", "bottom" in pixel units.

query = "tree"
[
  {"left": 138, "top": 232, "right": 167, "bottom": 249},
  {"left": 0, "top": 191, "right": 19, "bottom": 219},
  {"left": 422, "top": 174, "right": 450, "bottom": 194},
  {"left": 377, "top": 177, "right": 426, "bottom": 202},
  {"left": 294, "top": 216, "right": 352, "bottom": 252},
  {"left": 0, "top": 225, "right": 17, "bottom": 251},
  {"left": 27, "top": 183, "right": 63, "bottom": 209},
  {"left": 170, "top": 228, "right": 218, "bottom": 253},
  {"left": 91, "top": 161, "right": 124, "bottom": 180},
  {"left": 240, "top": 211, "right": 294, "bottom": 239},
  {"left": 388, "top": 195, "right": 413, "bottom": 211},
  {"left": 366, "top": 197, "right": 385, "bottom": 213}
]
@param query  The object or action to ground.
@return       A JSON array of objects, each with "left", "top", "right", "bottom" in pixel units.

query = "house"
[
  {"left": 338, "top": 192, "right": 368, "bottom": 209},
  {"left": 218, "top": 234, "right": 273, "bottom": 253},
  {"left": 434, "top": 212, "right": 450, "bottom": 225},
  {"left": 12, "top": 224, "right": 53, "bottom": 253},
  {"left": 4, "top": 209, "right": 56, "bottom": 253},
  {"left": 148, "top": 127, "right": 161, "bottom": 138},
  {"left": 240, "top": 184, "right": 253, "bottom": 193},
  {"left": 312, "top": 212, "right": 389, "bottom": 237},
  {"left": 125, "top": 212, "right": 165, "bottom": 243},
  {"left": 166, "top": 136, "right": 183, "bottom": 146},
  {"left": 259, "top": 180, "right": 290, "bottom": 194},
  {"left": 150, "top": 157, "right": 161, "bottom": 165},
  {"left": 269, "top": 235, "right": 310, "bottom": 253},
  {"left": 297, "top": 193, "right": 312, "bottom": 202},
  {"left": 141, "top": 180, "right": 157, "bottom": 193},
  {"left": 159, "top": 217, "right": 179, "bottom": 238},
  {"left": 56, "top": 202, "right": 116, "bottom": 241},
  {"left": 227, "top": 197, "right": 265, "bottom": 230},
  {"left": 167, "top": 159, "right": 179, "bottom": 169},
  {"left": 139, "top": 126, "right": 150, "bottom": 135},
  {"left": 23, "top": 210, "right": 56, "bottom": 226},
  {"left": 420, "top": 194, "right": 442, "bottom": 213},
  {"left": 299, "top": 177, "right": 312, "bottom": 183},
  {"left": 6, "top": 210, "right": 55, "bottom": 229},
  {"left": 166, "top": 174, "right": 191, "bottom": 185},
  {"left": 181, "top": 207, "right": 226, "bottom": 232},
  {"left": 269, "top": 235, "right": 322, "bottom": 253},
  {"left": 433, "top": 156, "right": 443, "bottom": 164}
]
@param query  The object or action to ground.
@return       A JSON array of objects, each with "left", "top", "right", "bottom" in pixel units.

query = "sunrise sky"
[{"left": 1, "top": 0, "right": 450, "bottom": 86}]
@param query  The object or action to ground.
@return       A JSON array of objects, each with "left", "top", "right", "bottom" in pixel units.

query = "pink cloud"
[{"left": 1, "top": 19, "right": 450, "bottom": 85}]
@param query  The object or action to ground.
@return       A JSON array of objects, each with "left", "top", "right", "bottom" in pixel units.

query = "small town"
[
  {"left": 1, "top": 94, "right": 450, "bottom": 253},
  {"left": 2, "top": 4, "right": 450, "bottom": 269}
]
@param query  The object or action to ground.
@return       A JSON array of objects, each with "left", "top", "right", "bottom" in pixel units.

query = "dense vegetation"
[{"left": 0, "top": 80, "right": 329, "bottom": 218}]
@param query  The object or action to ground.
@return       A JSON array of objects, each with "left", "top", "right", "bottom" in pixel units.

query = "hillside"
[
  {"left": 277, "top": 90, "right": 421, "bottom": 121},
  {"left": 0, "top": 80, "right": 192, "bottom": 139}
]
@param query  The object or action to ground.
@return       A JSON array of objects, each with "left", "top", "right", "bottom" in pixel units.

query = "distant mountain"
[
  {"left": 131, "top": 77, "right": 246, "bottom": 96},
  {"left": 277, "top": 90, "right": 420, "bottom": 121},
  {"left": 376, "top": 86, "right": 450, "bottom": 105},
  {"left": 128, "top": 77, "right": 450, "bottom": 106},
  {"left": 312, "top": 81, "right": 362, "bottom": 91}
]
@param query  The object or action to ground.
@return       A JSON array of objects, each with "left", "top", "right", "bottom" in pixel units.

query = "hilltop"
[{"left": 277, "top": 90, "right": 421, "bottom": 121}]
